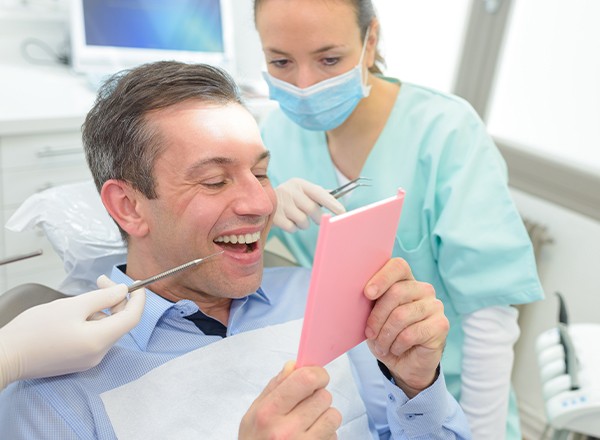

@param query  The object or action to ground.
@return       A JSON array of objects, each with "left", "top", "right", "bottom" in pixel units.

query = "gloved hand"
[
  {"left": 0, "top": 275, "right": 145, "bottom": 390},
  {"left": 274, "top": 178, "right": 346, "bottom": 233}
]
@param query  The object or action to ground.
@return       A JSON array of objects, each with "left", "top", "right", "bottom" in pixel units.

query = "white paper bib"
[{"left": 101, "top": 319, "right": 372, "bottom": 439}]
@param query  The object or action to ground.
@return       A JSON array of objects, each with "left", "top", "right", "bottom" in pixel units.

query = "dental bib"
[{"left": 101, "top": 319, "right": 371, "bottom": 439}]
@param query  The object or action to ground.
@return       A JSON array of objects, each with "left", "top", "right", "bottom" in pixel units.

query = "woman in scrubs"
[{"left": 254, "top": 0, "right": 544, "bottom": 438}]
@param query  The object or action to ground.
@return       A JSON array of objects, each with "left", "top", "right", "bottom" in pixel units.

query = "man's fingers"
[
  {"left": 388, "top": 310, "right": 448, "bottom": 356},
  {"left": 255, "top": 361, "right": 296, "bottom": 401},
  {"left": 364, "top": 258, "right": 414, "bottom": 300},
  {"left": 365, "top": 280, "right": 435, "bottom": 341},
  {"left": 306, "top": 407, "right": 342, "bottom": 439},
  {"left": 264, "top": 366, "right": 330, "bottom": 415},
  {"left": 368, "top": 296, "right": 430, "bottom": 355},
  {"left": 288, "top": 388, "right": 336, "bottom": 433}
]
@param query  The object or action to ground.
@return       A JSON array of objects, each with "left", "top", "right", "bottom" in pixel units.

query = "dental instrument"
[
  {"left": 329, "top": 177, "right": 372, "bottom": 199},
  {"left": 127, "top": 250, "right": 224, "bottom": 293}
]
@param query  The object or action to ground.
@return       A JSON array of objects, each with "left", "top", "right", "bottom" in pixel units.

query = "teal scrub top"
[{"left": 261, "top": 81, "right": 544, "bottom": 398}]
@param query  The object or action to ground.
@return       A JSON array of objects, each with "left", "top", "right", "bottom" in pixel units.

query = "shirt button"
[
  {"left": 387, "top": 393, "right": 395, "bottom": 402},
  {"left": 405, "top": 414, "right": 415, "bottom": 420}
]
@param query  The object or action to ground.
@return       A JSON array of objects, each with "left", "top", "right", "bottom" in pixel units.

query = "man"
[{"left": 0, "top": 61, "right": 471, "bottom": 439}]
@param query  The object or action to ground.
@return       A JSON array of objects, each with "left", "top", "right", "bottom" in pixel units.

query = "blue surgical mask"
[{"left": 262, "top": 28, "right": 371, "bottom": 131}]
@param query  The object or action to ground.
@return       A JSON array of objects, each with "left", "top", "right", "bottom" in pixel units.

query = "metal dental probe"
[{"left": 127, "top": 250, "right": 224, "bottom": 293}]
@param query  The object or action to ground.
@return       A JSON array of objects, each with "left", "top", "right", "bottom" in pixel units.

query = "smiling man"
[{"left": 0, "top": 61, "right": 470, "bottom": 439}]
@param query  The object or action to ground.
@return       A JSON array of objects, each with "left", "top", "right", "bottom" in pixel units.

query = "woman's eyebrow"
[{"left": 265, "top": 44, "right": 344, "bottom": 57}]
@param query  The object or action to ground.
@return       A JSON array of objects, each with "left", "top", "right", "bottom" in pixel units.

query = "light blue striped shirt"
[{"left": 0, "top": 266, "right": 470, "bottom": 439}]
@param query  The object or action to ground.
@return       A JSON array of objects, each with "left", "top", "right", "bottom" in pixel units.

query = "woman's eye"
[
  {"left": 322, "top": 57, "right": 340, "bottom": 66},
  {"left": 269, "top": 59, "right": 290, "bottom": 68}
]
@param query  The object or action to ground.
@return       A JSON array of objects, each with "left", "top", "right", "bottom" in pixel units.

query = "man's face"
[{"left": 140, "top": 101, "right": 276, "bottom": 301}]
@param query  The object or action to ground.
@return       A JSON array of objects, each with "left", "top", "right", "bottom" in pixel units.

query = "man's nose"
[{"left": 233, "top": 177, "right": 274, "bottom": 216}]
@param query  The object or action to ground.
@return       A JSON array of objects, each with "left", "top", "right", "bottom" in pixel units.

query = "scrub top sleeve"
[{"left": 431, "top": 111, "right": 543, "bottom": 314}]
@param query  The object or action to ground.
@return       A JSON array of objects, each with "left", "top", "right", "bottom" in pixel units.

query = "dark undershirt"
[{"left": 184, "top": 311, "right": 227, "bottom": 338}]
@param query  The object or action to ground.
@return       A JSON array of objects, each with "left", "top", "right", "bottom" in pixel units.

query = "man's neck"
[{"left": 118, "top": 261, "right": 232, "bottom": 325}]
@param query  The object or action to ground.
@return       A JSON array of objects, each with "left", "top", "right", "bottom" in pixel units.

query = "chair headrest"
[{"left": 6, "top": 180, "right": 126, "bottom": 294}]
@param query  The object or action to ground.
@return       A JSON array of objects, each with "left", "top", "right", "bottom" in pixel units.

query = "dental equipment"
[
  {"left": 0, "top": 249, "right": 43, "bottom": 266},
  {"left": 556, "top": 292, "right": 580, "bottom": 390},
  {"left": 535, "top": 292, "right": 600, "bottom": 439},
  {"left": 127, "top": 250, "right": 224, "bottom": 293},
  {"left": 329, "top": 177, "right": 372, "bottom": 199}
]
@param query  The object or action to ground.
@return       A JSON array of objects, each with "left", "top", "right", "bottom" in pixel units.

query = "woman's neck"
[{"left": 326, "top": 75, "right": 400, "bottom": 180}]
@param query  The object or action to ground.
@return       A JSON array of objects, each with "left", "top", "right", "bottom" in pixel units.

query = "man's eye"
[
  {"left": 255, "top": 174, "right": 270, "bottom": 182},
  {"left": 203, "top": 181, "right": 226, "bottom": 188}
]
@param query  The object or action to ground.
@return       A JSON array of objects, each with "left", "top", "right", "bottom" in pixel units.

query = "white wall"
[
  {"left": 510, "top": 187, "right": 600, "bottom": 438},
  {"left": 229, "top": 0, "right": 265, "bottom": 88}
]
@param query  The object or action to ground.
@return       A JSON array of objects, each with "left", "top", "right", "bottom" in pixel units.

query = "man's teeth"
[{"left": 214, "top": 231, "right": 261, "bottom": 244}]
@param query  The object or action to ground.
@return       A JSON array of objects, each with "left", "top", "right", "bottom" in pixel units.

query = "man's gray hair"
[{"left": 83, "top": 61, "right": 243, "bottom": 199}]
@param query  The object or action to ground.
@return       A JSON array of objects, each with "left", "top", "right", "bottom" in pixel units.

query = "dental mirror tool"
[{"left": 127, "top": 250, "right": 224, "bottom": 293}]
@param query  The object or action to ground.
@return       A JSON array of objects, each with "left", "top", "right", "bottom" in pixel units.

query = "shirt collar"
[
  {"left": 110, "top": 265, "right": 175, "bottom": 350},
  {"left": 110, "top": 265, "right": 271, "bottom": 350}
]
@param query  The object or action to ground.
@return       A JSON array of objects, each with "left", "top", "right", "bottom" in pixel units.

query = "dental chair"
[
  {"left": 0, "top": 283, "right": 67, "bottom": 328},
  {"left": 1, "top": 180, "right": 296, "bottom": 325},
  {"left": 536, "top": 294, "right": 600, "bottom": 440}
]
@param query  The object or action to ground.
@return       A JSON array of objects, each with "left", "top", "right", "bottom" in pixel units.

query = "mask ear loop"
[
  {"left": 359, "top": 26, "right": 372, "bottom": 92},
  {"left": 359, "top": 27, "right": 370, "bottom": 65}
]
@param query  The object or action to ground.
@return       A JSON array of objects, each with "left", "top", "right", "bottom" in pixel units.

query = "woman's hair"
[{"left": 253, "top": 0, "right": 386, "bottom": 74}]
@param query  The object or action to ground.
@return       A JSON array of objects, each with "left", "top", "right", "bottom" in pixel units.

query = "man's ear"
[{"left": 101, "top": 179, "right": 150, "bottom": 238}]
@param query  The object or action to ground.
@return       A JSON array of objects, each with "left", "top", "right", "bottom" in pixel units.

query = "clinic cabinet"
[{"left": 0, "top": 64, "right": 96, "bottom": 293}]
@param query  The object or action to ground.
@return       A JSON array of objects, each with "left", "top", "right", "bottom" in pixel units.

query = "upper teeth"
[{"left": 214, "top": 231, "right": 261, "bottom": 244}]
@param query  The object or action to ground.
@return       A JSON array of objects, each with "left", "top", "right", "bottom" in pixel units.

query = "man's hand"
[
  {"left": 239, "top": 361, "right": 342, "bottom": 439},
  {"left": 364, "top": 258, "right": 449, "bottom": 397}
]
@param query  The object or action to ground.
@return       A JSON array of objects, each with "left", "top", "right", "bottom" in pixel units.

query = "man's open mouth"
[{"left": 214, "top": 231, "right": 261, "bottom": 253}]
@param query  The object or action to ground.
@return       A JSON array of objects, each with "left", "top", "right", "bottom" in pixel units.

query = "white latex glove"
[
  {"left": 0, "top": 275, "right": 145, "bottom": 390},
  {"left": 274, "top": 178, "right": 346, "bottom": 233}
]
